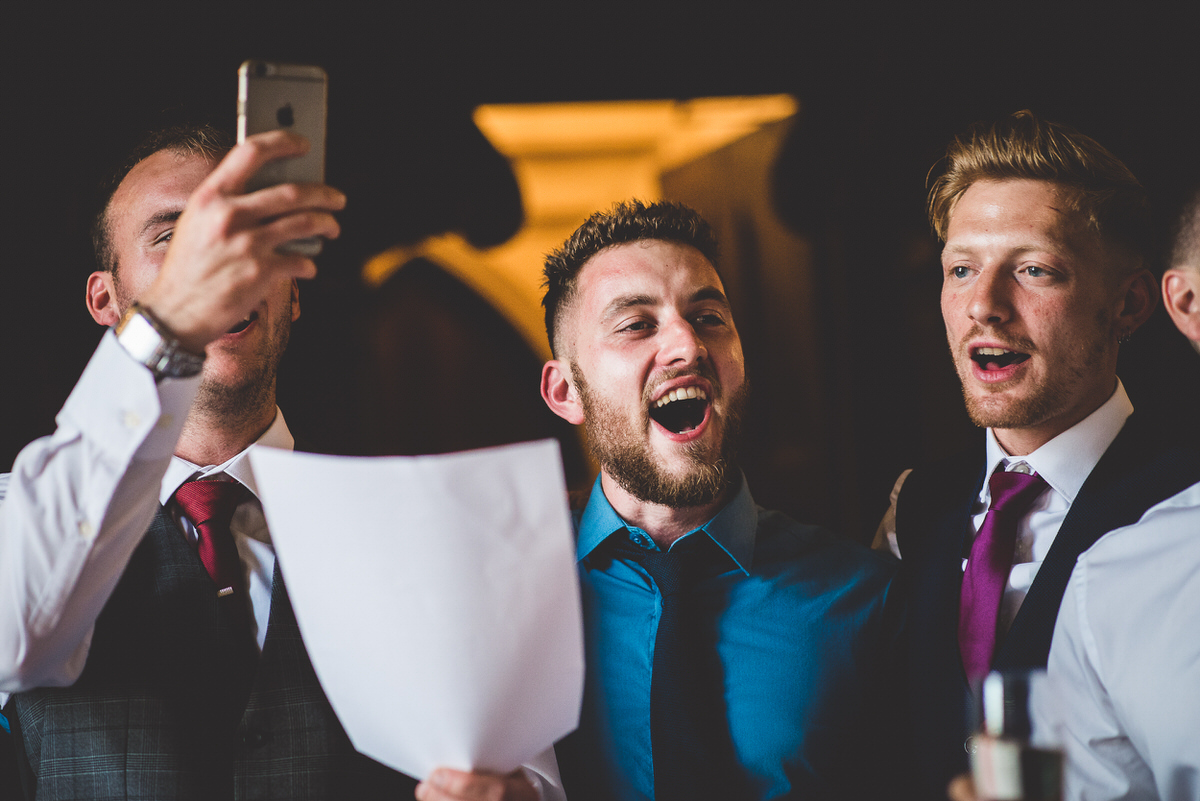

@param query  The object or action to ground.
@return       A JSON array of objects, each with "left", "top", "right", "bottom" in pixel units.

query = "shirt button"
[
  {"left": 964, "top": 735, "right": 978, "bottom": 754},
  {"left": 122, "top": 411, "right": 142, "bottom": 429},
  {"left": 77, "top": 520, "right": 95, "bottom": 539}
]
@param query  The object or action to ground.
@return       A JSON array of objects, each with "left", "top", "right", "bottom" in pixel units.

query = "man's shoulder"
[
  {"left": 1081, "top": 480, "right": 1200, "bottom": 570},
  {"left": 1093, "top": 409, "right": 1200, "bottom": 473},
  {"left": 754, "top": 506, "right": 898, "bottom": 583},
  {"left": 747, "top": 508, "right": 898, "bottom": 639},
  {"left": 902, "top": 444, "right": 987, "bottom": 492},
  {"left": 1071, "top": 411, "right": 1200, "bottom": 525},
  {"left": 893, "top": 444, "right": 987, "bottom": 544}
]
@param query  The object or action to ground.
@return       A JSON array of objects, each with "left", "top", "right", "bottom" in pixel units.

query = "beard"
[
  {"left": 573, "top": 363, "right": 747, "bottom": 509},
  {"left": 954, "top": 309, "right": 1114, "bottom": 430}
]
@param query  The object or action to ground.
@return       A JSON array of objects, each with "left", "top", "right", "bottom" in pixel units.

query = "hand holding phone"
[
  {"left": 238, "top": 61, "right": 328, "bottom": 256},
  {"left": 134, "top": 131, "right": 344, "bottom": 352}
]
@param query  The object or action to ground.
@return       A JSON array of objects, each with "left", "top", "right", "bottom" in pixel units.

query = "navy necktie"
[{"left": 608, "top": 534, "right": 743, "bottom": 801}]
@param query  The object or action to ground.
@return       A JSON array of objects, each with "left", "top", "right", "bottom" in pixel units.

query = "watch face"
[
  {"left": 116, "top": 305, "right": 204, "bottom": 378},
  {"left": 117, "top": 308, "right": 164, "bottom": 361}
]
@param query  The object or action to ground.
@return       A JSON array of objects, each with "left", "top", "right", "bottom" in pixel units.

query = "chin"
[{"left": 964, "top": 391, "right": 1054, "bottom": 432}]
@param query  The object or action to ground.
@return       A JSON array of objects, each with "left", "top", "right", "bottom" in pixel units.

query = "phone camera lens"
[{"left": 255, "top": 62, "right": 268, "bottom": 77}]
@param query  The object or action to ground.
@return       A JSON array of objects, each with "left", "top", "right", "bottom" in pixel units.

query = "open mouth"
[
  {"left": 971, "top": 346, "right": 1029, "bottom": 371},
  {"left": 226, "top": 311, "right": 259, "bottom": 335},
  {"left": 649, "top": 386, "right": 710, "bottom": 434}
]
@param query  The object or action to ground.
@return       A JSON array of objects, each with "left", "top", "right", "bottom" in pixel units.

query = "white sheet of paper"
[{"left": 248, "top": 439, "right": 583, "bottom": 780}]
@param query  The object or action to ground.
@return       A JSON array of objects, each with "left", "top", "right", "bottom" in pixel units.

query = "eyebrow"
[
  {"left": 598, "top": 285, "right": 730, "bottom": 321},
  {"left": 691, "top": 286, "right": 730, "bottom": 306},
  {"left": 139, "top": 209, "right": 184, "bottom": 238},
  {"left": 942, "top": 243, "right": 1065, "bottom": 259},
  {"left": 600, "top": 293, "right": 657, "bottom": 322}
]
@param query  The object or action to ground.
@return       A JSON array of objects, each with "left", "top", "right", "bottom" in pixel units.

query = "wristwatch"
[{"left": 115, "top": 302, "right": 206, "bottom": 379}]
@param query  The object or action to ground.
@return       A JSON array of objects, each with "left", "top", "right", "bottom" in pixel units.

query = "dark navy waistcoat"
[{"left": 893, "top": 413, "right": 1200, "bottom": 801}]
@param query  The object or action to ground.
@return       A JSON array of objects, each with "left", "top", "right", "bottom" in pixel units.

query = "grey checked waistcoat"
[{"left": 11, "top": 506, "right": 417, "bottom": 801}]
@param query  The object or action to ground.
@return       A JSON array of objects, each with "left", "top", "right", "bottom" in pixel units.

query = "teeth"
[
  {"left": 654, "top": 386, "right": 707, "bottom": 408},
  {"left": 976, "top": 347, "right": 1011, "bottom": 356}
]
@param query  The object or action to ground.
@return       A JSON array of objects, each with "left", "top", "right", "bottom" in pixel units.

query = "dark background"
[{"left": 4, "top": 4, "right": 1199, "bottom": 542}]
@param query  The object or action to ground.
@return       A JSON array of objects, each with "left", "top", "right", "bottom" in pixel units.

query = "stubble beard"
[
  {"left": 193, "top": 309, "right": 290, "bottom": 426},
  {"left": 955, "top": 309, "right": 1114, "bottom": 430},
  {"left": 573, "top": 363, "right": 747, "bottom": 509},
  {"left": 112, "top": 272, "right": 291, "bottom": 432}
]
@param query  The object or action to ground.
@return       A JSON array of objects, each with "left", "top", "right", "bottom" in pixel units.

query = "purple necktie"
[{"left": 959, "top": 469, "right": 1048, "bottom": 681}]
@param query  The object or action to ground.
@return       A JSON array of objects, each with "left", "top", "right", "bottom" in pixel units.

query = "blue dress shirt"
[{"left": 558, "top": 474, "right": 900, "bottom": 801}]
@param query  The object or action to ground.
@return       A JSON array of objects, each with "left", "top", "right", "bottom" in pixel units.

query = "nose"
[
  {"left": 657, "top": 315, "right": 707, "bottom": 367},
  {"left": 966, "top": 268, "right": 1012, "bottom": 326}
]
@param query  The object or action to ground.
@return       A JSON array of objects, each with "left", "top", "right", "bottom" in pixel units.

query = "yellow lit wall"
[{"left": 362, "top": 95, "right": 798, "bottom": 362}]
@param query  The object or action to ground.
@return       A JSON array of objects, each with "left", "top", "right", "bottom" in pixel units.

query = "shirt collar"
[
  {"left": 159, "top": 407, "right": 294, "bottom": 505},
  {"left": 983, "top": 379, "right": 1132, "bottom": 505},
  {"left": 575, "top": 472, "right": 757, "bottom": 575}
]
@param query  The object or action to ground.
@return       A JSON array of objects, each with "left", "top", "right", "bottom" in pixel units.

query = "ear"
[
  {"left": 541, "top": 359, "right": 585, "bottom": 425},
  {"left": 1163, "top": 268, "right": 1200, "bottom": 345},
  {"left": 290, "top": 279, "right": 301, "bottom": 322},
  {"left": 86, "top": 271, "right": 121, "bottom": 326},
  {"left": 1115, "top": 268, "right": 1158, "bottom": 337}
]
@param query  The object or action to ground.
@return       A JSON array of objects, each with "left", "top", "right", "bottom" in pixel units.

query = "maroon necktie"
[
  {"left": 174, "top": 479, "right": 249, "bottom": 599},
  {"left": 959, "top": 469, "right": 1048, "bottom": 681},
  {"left": 174, "top": 478, "right": 259, "bottom": 717}
]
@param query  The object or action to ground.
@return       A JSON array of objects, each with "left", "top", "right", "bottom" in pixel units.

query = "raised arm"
[{"left": 0, "top": 130, "right": 344, "bottom": 692}]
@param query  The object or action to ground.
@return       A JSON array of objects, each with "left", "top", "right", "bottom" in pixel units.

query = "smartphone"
[{"left": 237, "top": 61, "right": 328, "bottom": 255}]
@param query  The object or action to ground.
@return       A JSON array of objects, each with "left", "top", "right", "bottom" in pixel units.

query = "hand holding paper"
[
  {"left": 248, "top": 439, "right": 583, "bottom": 784},
  {"left": 415, "top": 767, "right": 539, "bottom": 801}
]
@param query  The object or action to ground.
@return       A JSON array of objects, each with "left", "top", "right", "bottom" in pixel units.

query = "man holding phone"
[{"left": 0, "top": 126, "right": 549, "bottom": 800}]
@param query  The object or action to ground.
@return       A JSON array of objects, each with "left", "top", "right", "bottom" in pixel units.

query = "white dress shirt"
[
  {"left": 1, "top": 331, "right": 201, "bottom": 695},
  {"left": 0, "top": 330, "right": 564, "bottom": 798},
  {"left": 1036, "top": 481, "right": 1200, "bottom": 801},
  {"left": 876, "top": 381, "right": 1133, "bottom": 630},
  {"left": 0, "top": 331, "right": 283, "bottom": 693}
]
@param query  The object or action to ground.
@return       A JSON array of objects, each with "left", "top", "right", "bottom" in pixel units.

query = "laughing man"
[{"left": 541, "top": 200, "right": 899, "bottom": 801}]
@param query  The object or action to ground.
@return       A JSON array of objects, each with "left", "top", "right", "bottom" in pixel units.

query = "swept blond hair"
[{"left": 928, "top": 110, "right": 1149, "bottom": 270}]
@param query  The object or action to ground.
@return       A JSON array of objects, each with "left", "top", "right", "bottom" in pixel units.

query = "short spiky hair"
[
  {"left": 542, "top": 199, "right": 720, "bottom": 357},
  {"left": 92, "top": 124, "right": 232, "bottom": 274},
  {"left": 1171, "top": 188, "right": 1200, "bottom": 273},
  {"left": 928, "top": 110, "right": 1150, "bottom": 269}
]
